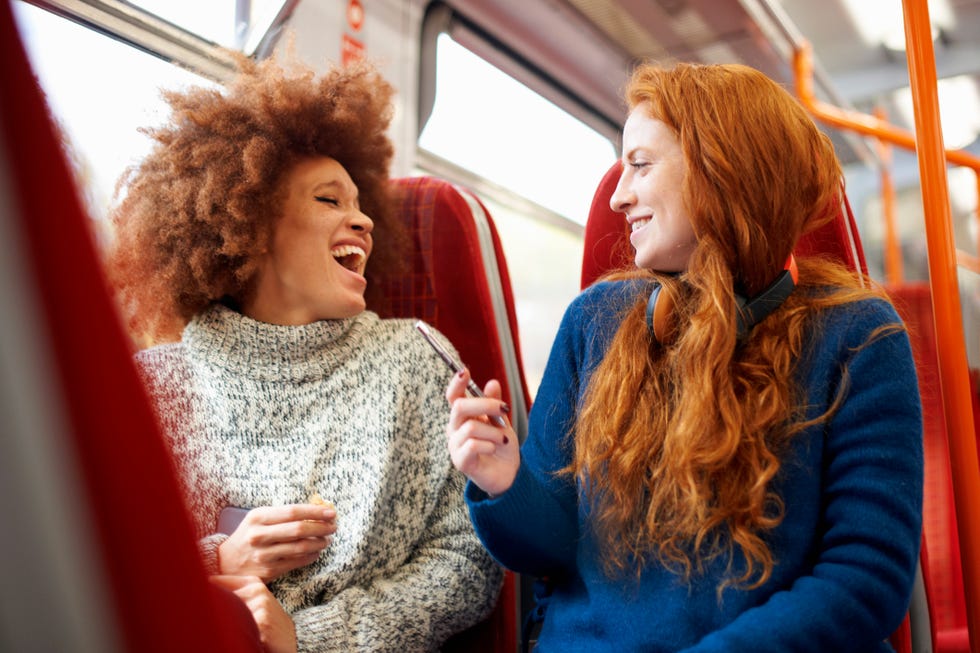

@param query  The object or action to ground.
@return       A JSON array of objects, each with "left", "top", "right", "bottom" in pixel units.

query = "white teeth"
[
  {"left": 331, "top": 244, "right": 365, "bottom": 260},
  {"left": 331, "top": 244, "right": 365, "bottom": 271},
  {"left": 631, "top": 218, "right": 651, "bottom": 232}
]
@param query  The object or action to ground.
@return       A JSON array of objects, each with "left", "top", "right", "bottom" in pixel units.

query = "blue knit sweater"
[{"left": 467, "top": 280, "right": 923, "bottom": 652}]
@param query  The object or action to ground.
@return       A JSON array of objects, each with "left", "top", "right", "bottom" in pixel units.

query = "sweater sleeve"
[
  {"left": 467, "top": 283, "right": 626, "bottom": 576},
  {"left": 292, "top": 465, "right": 503, "bottom": 653},
  {"left": 683, "top": 302, "right": 924, "bottom": 653},
  {"left": 292, "top": 326, "right": 504, "bottom": 653}
]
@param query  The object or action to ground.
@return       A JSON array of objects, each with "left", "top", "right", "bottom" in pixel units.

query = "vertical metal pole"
[{"left": 902, "top": 1, "right": 980, "bottom": 650}]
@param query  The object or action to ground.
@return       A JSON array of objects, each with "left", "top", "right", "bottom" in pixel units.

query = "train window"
[
  {"left": 417, "top": 32, "right": 617, "bottom": 394},
  {"left": 126, "top": 0, "right": 294, "bottom": 53},
  {"left": 13, "top": 2, "right": 217, "bottom": 228}
]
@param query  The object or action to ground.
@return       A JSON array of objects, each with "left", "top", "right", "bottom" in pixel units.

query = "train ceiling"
[{"left": 447, "top": 0, "right": 980, "bottom": 173}]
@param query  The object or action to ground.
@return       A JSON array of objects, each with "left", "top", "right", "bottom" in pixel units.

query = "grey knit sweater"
[{"left": 135, "top": 304, "right": 503, "bottom": 652}]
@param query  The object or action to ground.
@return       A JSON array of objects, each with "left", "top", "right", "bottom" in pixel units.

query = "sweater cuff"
[
  {"left": 465, "top": 464, "right": 538, "bottom": 535},
  {"left": 198, "top": 533, "right": 229, "bottom": 575}
]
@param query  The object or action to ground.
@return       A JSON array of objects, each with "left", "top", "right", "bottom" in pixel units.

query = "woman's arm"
[
  {"left": 289, "top": 465, "right": 503, "bottom": 653},
  {"left": 463, "top": 284, "right": 625, "bottom": 576}
]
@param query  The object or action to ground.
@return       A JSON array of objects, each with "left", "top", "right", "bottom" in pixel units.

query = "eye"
[
  {"left": 629, "top": 161, "right": 650, "bottom": 171},
  {"left": 314, "top": 196, "right": 340, "bottom": 206}
]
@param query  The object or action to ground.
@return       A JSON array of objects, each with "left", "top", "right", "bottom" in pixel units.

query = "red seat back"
[
  {"left": 888, "top": 283, "right": 971, "bottom": 653},
  {"left": 380, "top": 175, "right": 530, "bottom": 653},
  {"left": 580, "top": 161, "right": 869, "bottom": 291},
  {"left": 1, "top": 1, "right": 256, "bottom": 650}
]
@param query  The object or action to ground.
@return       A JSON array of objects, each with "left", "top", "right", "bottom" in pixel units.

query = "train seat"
[
  {"left": 578, "top": 161, "right": 937, "bottom": 653},
  {"left": 580, "top": 161, "right": 868, "bottom": 290},
  {"left": 886, "top": 282, "right": 973, "bottom": 653},
  {"left": 382, "top": 174, "right": 532, "bottom": 653}
]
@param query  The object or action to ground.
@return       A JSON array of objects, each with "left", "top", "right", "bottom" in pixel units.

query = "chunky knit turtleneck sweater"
[{"left": 136, "top": 304, "right": 502, "bottom": 652}]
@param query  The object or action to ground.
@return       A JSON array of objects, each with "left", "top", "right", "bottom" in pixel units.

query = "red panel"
[
  {"left": 0, "top": 1, "right": 256, "bottom": 650},
  {"left": 889, "top": 283, "right": 969, "bottom": 652}
]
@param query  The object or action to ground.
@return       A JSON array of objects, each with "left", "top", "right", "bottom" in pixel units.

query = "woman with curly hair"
[
  {"left": 106, "top": 55, "right": 502, "bottom": 653},
  {"left": 446, "top": 62, "right": 922, "bottom": 652}
]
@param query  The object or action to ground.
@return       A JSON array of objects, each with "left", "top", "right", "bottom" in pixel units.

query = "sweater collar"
[{"left": 183, "top": 303, "right": 372, "bottom": 381}]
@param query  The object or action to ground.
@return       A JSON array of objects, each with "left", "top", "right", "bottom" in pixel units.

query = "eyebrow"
[{"left": 313, "top": 180, "right": 358, "bottom": 198}]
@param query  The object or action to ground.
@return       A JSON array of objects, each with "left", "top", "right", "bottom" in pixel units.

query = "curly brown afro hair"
[{"left": 105, "top": 54, "right": 404, "bottom": 344}]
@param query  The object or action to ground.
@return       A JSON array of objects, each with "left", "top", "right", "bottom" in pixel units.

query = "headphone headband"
[
  {"left": 734, "top": 255, "right": 798, "bottom": 340},
  {"left": 646, "top": 255, "right": 797, "bottom": 345}
]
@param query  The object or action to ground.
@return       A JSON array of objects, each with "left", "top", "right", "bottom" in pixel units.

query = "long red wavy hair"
[{"left": 572, "top": 63, "right": 895, "bottom": 590}]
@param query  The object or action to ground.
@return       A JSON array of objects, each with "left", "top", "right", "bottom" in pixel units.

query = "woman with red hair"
[{"left": 447, "top": 62, "right": 922, "bottom": 652}]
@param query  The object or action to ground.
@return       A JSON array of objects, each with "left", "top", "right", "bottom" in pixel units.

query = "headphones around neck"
[{"left": 646, "top": 255, "right": 799, "bottom": 345}]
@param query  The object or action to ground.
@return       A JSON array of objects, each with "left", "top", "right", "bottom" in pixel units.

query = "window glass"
[
  {"left": 13, "top": 2, "right": 217, "bottom": 227},
  {"left": 128, "top": 0, "right": 289, "bottom": 50},
  {"left": 418, "top": 33, "right": 617, "bottom": 396},
  {"left": 419, "top": 34, "right": 616, "bottom": 227}
]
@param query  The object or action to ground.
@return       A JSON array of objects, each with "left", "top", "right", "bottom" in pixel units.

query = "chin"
[{"left": 336, "top": 297, "right": 367, "bottom": 319}]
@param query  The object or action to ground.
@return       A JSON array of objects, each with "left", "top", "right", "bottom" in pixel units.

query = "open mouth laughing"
[{"left": 331, "top": 244, "right": 366, "bottom": 273}]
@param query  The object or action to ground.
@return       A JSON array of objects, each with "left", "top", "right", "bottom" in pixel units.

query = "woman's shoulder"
[
  {"left": 572, "top": 278, "right": 647, "bottom": 315},
  {"left": 801, "top": 292, "right": 911, "bottom": 372},
  {"left": 132, "top": 341, "right": 196, "bottom": 398},
  {"left": 134, "top": 340, "right": 190, "bottom": 372},
  {"left": 809, "top": 293, "right": 903, "bottom": 340}
]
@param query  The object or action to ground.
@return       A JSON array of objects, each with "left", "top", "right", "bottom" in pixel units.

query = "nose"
[
  {"left": 350, "top": 208, "right": 374, "bottom": 234},
  {"left": 609, "top": 173, "right": 634, "bottom": 215}
]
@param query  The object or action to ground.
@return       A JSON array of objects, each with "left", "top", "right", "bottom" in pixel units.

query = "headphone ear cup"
[{"left": 646, "top": 283, "right": 677, "bottom": 345}]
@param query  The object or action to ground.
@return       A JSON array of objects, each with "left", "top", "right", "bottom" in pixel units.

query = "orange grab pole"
[
  {"left": 794, "top": 42, "right": 980, "bottom": 275},
  {"left": 793, "top": 42, "right": 980, "bottom": 175},
  {"left": 902, "top": 1, "right": 980, "bottom": 651},
  {"left": 796, "top": 11, "right": 980, "bottom": 651},
  {"left": 874, "top": 106, "right": 904, "bottom": 285}
]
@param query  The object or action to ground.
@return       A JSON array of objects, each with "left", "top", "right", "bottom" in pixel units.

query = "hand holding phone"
[{"left": 415, "top": 321, "right": 507, "bottom": 428}]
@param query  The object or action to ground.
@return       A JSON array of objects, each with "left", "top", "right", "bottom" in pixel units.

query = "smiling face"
[
  {"left": 242, "top": 156, "right": 374, "bottom": 325},
  {"left": 610, "top": 103, "right": 698, "bottom": 273}
]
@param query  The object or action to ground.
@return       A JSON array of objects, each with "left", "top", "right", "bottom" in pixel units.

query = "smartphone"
[
  {"left": 217, "top": 506, "right": 251, "bottom": 535},
  {"left": 415, "top": 321, "right": 507, "bottom": 428}
]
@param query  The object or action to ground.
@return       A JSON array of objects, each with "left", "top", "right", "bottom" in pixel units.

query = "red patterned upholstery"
[
  {"left": 381, "top": 175, "right": 528, "bottom": 653},
  {"left": 384, "top": 176, "right": 530, "bottom": 415}
]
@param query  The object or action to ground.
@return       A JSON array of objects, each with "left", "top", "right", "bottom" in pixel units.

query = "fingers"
[
  {"left": 247, "top": 504, "right": 336, "bottom": 527},
  {"left": 482, "top": 378, "right": 503, "bottom": 401},
  {"left": 219, "top": 503, "right": 339, "bottom": 580},
  {"left": 237, "top": 507, "right": 335, "bottom": 543},
  {"left": 446, "top": 368, "right": 471, "bottom": 403},
  {"left": 446, "top": 370, "right": 511, "bottom": 433}
]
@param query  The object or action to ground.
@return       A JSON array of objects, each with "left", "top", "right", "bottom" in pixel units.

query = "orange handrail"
[
  {"left": 794, "top": 40, "right": 980, "bottom": 276},
  {"left": 793, "top": 42, "right": 980, "bottom": 175},
  {"left": 794, "top": 5, "right": 980, "bottom": 650},
  {"left": 874, "top": 106, "right": 904, "bottom": 285}
]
